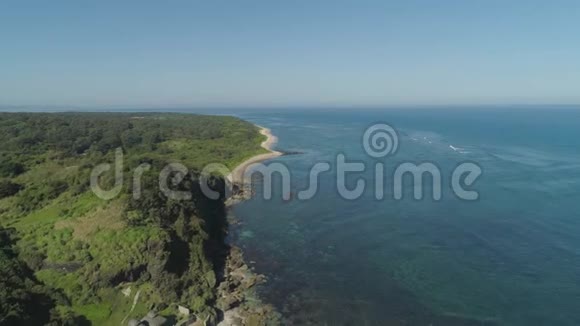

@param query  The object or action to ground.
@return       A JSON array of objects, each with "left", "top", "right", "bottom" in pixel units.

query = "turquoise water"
[{"left": 230, "top": 108, "right": 580, "bottom": 325}]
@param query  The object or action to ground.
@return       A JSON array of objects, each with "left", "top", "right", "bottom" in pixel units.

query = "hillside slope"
[{"left": 0, "top": 113, "right": 265, "bottom": 325}]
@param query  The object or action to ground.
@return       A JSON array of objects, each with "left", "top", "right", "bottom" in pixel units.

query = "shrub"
[
  {"left": 16, "top": 180, "right": 69, "bottom": 212},
  {"left": 0, "top": 180, "right": 23, "bottom": 198},
  {"left": 0, "top": 160, "right": 25, "bottom": 178}
]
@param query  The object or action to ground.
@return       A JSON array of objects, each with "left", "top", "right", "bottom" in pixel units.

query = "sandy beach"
[{"left": 227, "top": 125, "right": 282, "bottom": 185}]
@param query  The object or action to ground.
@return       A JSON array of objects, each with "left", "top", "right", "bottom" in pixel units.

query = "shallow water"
[{"left": 230, "top": 108, "right": 580, "bottom": 325}]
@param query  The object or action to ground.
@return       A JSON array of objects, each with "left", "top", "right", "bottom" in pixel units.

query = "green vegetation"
[
  {"left": 0, "top": 180, "right": 22, "bottom": 199},
  {"left": 0, "top": 112, "right": 265, "bottom": 325}
]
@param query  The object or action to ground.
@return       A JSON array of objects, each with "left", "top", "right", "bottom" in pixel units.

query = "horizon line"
[{"left": 1, "top": 103, "right": 580, "bottom": 112}]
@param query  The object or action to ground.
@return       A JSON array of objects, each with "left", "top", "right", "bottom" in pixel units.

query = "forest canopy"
[{"left": 0, "top": 112, "right": 265, "bottom": 325}]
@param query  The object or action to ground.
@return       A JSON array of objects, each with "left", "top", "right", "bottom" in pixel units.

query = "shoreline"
[
  {"left": 227, "top": 125, "right": 283, "bottom": 185},
  {"left": 217, "top": 125, "right": 282, "bottom": 325}
]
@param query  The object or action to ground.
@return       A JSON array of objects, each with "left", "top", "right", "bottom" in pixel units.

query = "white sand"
[{"left": 227, "top": 126, "right": 282, "bottom": 184}]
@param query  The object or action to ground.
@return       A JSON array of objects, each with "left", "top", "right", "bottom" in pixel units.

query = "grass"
[
  {"left": 54, "top": 200, "right": 125, "bottom": 240},
  {"left": 161, "top": 134, "right": 268, "bottom": 170},
  {"left": 0, "top": 113, "right": 266, "bottom": 324}
]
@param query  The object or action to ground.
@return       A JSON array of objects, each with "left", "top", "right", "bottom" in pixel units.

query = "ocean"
[{"left": 228, "top": 108, "right": 580, "bottom": 325}]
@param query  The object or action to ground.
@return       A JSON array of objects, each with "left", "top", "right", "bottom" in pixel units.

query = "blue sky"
[{"left": 1, "top": 1, "right": 579, "bottom": 108}]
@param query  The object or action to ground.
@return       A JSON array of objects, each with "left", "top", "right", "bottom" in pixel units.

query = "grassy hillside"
[{"left": 0, "top": 113, "right": 265, "bottom": 325}]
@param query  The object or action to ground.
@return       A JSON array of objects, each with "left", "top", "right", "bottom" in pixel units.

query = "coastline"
[
  {"left": 227, "top": 125, "right": 282, "bottom": 185},
  {"left": 217, "top": 125, "right": 282, "bottom": 325}
]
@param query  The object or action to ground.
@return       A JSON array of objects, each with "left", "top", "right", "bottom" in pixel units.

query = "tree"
[
  {"left": 0, "top": 161, "right": 25, "bottom": 178},
  {"left": 0, "top": 180, "right": 22, "bottom": 199}
]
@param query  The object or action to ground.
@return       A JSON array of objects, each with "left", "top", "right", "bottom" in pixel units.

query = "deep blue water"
[{"left": 229, "top": 108, "right": 580, "bottom": 325}]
